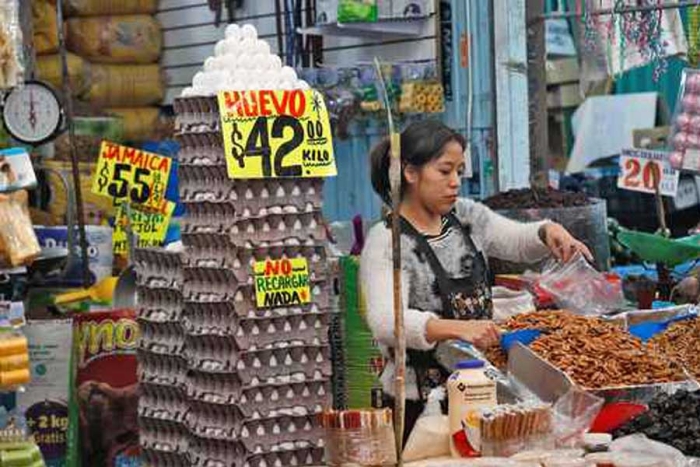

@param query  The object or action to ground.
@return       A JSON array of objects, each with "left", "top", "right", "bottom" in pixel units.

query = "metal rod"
[
  {"left": 538, "top": 1, "right": 700, "bottom": 21},
  {"left": 56, "top": 0, "right": 92, "bottom": 287}
]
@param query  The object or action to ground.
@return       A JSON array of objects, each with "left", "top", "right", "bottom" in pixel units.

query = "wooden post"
[
  {"left": 527, "top": 0, "right": 549, "bottom": 187},
  {"left": 374, "top": 58, "right": 405, "bottom": 466}
]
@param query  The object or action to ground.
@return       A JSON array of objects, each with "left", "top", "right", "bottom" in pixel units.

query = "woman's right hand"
[{"left": 426, "top": 319, "right": 501, "bottom": 349}]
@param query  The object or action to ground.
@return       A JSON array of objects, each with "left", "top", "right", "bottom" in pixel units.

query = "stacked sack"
[{"left": 34, "top": 0, "right": 163, "bottom": 143}]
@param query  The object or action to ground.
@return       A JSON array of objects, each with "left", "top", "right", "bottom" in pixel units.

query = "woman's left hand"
[{"left": 540, "top": 222, "right": 593, "bottom": 263}]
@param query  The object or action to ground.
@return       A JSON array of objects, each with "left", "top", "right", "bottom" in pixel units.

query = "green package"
[{"left": 338, "top": 0, "right": 378, "bottom": 22}]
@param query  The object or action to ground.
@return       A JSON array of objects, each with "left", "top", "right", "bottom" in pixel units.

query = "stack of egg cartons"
[
  {"left": 172, "top": 24, "right": 331, "bottom": 467},
  {"left": 134, "top": 247, "right": 190, "bottom": 467}
]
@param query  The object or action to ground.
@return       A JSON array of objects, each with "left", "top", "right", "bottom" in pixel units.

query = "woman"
[{"left": 360, "top": 120, "right": 591, "bottom": 442}]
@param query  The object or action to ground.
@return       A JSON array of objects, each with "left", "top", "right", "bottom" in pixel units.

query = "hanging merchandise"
[
  {"left": 578, "top": 0, "right": 686, "bottom": 82},
  {"left": 66, "top": 15, "right": 162, "bottom": 65},
  {"left": 669, "top": 69, "right": 700, "bottom": 173},
  {"left": 689, "top": 6, "right": 700, "bottom": 67},
  {"left": 0, "top": 0, "right": 23, "bottom": 89}
]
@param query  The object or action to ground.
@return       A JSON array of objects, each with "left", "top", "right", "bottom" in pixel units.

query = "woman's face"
[{"left": 404, "top": 140, "right": 465, "bottom": 215}]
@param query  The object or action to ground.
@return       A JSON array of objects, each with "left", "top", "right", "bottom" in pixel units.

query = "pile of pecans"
[
  {"left": 484, "top": 310, "right": 685, "bottom": 388},
  {"left": 649, "top": 317, "right": 700, "bottom": 379}
]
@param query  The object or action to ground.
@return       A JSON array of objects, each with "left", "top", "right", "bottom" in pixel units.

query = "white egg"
[
  {"left": 242, "top": 24, "right": 258, "bottom": 40},
  {"left": 214, "top": 40, "right": 226, "bottom": 56},
  {"left": 224, "top": 38, "right": 242, "bottom": 55},
  {"left": 238, "top": 53, "right": 254, "bottom": 70},
  {"left": 277, "top": 80, "right": 294, "bottom": 90},
  {"left": 229, "top": 80, "right": 245, "bottom": 91},
  {"left": 203, "top": 57, "right": 216, "bottom": 72},
  {"left": 260, "top": 80, "right": 276, "bottom": 90},
  {"left": 222, "top": 54, "right": 238, "bottom": 71},
  {"left": 280, "top": 66, "right": 297, "bottom": 82},
  {"left": 254, "top": 40, "right": 271, "bottom": 56},
  {"left": 239, "top": 37, "right": 256, "bottom": 55},
  {"left": 294, "top": 80, "right": 310, "bottom": 90},
  {"left": 192, "top": 71, "right": 207, "bottom": 88},
  {"left": 180, "top": 87, "right": 195, "bottom": 97},
  {"left": 248, "top": 53, "right": 267, "bottom": 71},
  {"left": 225, "top": 23, "right": 242, "bottom": 40},
  {"left": 268, "top": 55, "right": 282, "bottom": 72}
]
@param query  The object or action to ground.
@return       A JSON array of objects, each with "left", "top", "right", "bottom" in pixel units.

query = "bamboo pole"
[{"left": 374, "top": 58, "right": 405, "bottom": 466}]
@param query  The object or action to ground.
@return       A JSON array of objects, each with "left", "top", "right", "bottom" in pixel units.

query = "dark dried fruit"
[
  {"left": 483, "top": 188, "right": 592, "bottom": 210},
  {"left": 613, "top": 390, "right": 700, "bottom": 457}
]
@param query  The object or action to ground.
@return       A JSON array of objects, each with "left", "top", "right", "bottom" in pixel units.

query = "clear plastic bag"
[
  {"left": 0, "top": 198, "right": 40, "bottom": 267},
  {"left": 403, "top": 388, "right": 450, "bottom": 462},
  {"left": 552, "top": 388, "right": 604, "bottom": 448},
  {"left": 0, "top": 0, "right": 23, "bottom": 89},
  {"left": 609, "top": 435, "right": 687, "bottom": 467},
  {"left": 538, "top": 253, "right": 624, "bottom": 316}
]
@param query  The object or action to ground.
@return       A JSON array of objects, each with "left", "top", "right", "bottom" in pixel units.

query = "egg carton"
[
  {"left": 140, "top": 417, "right": 190, "bottom": 454},
  {"left": 183, "top": 301, "right": 239, "bottom": 338},
  {"left": 140, "top": 321, "right": 186, "bottom": 356},
  {"left": 176, "top": 132, "right": 225, "bottom": 165},
  {"left": 141, "top": 448, "right": 190, "bottom": 467},
  {"left": 244, "top": 366, "right": 330, "bottom": 389},
  {"left": 136, "top": 265, "right": 184, "bottom": 291},
  {"left": 134, "top": 248, "right": 183, "bottom": 274},
  {"left": 186, "top": 369, "right": 243, "bottom": 405},
  {"left": 181, "top": 201, "right": 237, "bottom": 235},
  {"left": 237, "top": 380, "right": 331, "bottom": 420},
  {"left": 139, "top": 349, "right": 188, "bottom": 388},
  {"left": 232, "top": 246, "right": 330, "bottom": 285},
  {"left": 244, "top": 446, "right": 324, "bottom": 467},
  {"left": 234, "top": 312, "right": 330, "bottom": 350},
  {"left": 232, "top": 283, "right": 333, "bottom": 318},
  {"left": 184, "top": 334, "right": 241, "bottom": 373},
  {"left": 228, "top": 212, "right": 325, "bottom": 245},
  {"left": 182, "top": 233, "right": 241, "bottom": 272},
  {"left": 189, "top": 436, "right": 246, "bottom": 467},
  {"left": 183, "top": 267, "right": 238, "bottom": 303},
  {"left": 139, "top": 383, "right": 189, "bottom": 424},
  {"left": 236, "top": 345, "right": 332, "bottom": 386},
  {"left": 179, "top": 165, "right": 323, "bottom": 214},
  {"left": 138, "top": 288, "right": 183, "bottom": 323},
  {"left": 239, "top": 415, "right": 324, "bottom": 455},
  {"left": 179, "top": 163, "right": 231, "bottom": 203},
  {"left": 185, "top": 400, "right": 244, "bottom": 441},
  {"left": 173, "top": 96, "right": 220, "bottom": 134}
]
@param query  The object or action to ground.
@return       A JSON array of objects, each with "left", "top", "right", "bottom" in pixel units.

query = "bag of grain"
[
  {"left": 65, "top": 0, "right": 158, "bottom": 16},
  {"left": 36, "top": 53, "right": 90, "bottom": 96},
  {"left": 32, "top": 1, "right": 58, "bottom": 55},
  {"left": 86, "top": 64, "right": 164, "bottom": 106},
  {"left": 106, "top": 107, "right": 160, "bottom": 142},
  {"left": 66, "top": 15, "right": 161, "bottom": 64}
]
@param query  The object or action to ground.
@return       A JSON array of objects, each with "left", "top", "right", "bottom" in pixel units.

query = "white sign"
[
  {"left": 617, "top": 149, "right": 679, "bottom": 197},
  {"left": 545, "top": 19, "right": 576, "bottom": 56}
]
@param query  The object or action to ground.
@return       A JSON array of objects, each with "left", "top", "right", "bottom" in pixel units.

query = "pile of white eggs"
[{"left": 181, "top": 23, "right": 309, "bottom": 97}]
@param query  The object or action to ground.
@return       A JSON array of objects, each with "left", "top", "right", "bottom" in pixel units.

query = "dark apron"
[{"left": 397, "top": 212, "right": 493, "bottom": 401}]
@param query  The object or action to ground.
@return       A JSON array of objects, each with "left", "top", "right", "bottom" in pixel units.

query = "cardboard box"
[
  {"left": 547, "top": 83, "right": 582, "bottom": 109},
  {"left": 546, "top": 58, "right": 580, "bottom": 85}
]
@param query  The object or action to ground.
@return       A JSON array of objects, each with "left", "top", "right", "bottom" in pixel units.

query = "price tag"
[
  {"left": 617, "top": 149, "right": 679, "bottom": 197},
  {"left": 112, "top": 201, "right": 175, "bottom": 255},
  {"left": 91, "top": 141, "right": 172, "bottom": 209},
  {"left": 253, "top": 258, "right": 311, "bottom": 308},
  {"left": 217, "top": 89, "right": 337, "bottom": 179}
]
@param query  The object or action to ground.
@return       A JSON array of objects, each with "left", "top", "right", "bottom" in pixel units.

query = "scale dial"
[{"left": 2, "top": 81, "right": 63, "bottom": 145}]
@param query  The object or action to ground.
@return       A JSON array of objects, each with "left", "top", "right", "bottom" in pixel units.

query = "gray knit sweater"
[{"left": 359, "top": 198, "right": 550, "bottom": 400}]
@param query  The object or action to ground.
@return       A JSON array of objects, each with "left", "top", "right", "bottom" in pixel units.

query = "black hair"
[{"left": 370, "top": 119, "right": 466, "bottom": 206}]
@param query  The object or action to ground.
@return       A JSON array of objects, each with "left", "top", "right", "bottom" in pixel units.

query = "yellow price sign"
[
  {"left": 91, "top": 141, "right": 172, "bottom": 209},
  {"left": 253, "top": 258, "right": 311, "bottom": 308},
  {"left": 113, "top": 201, "right": 175, "bottom": 255},
  {"left": 217, "top": 89, "right": 337, "bottom": 179}
]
